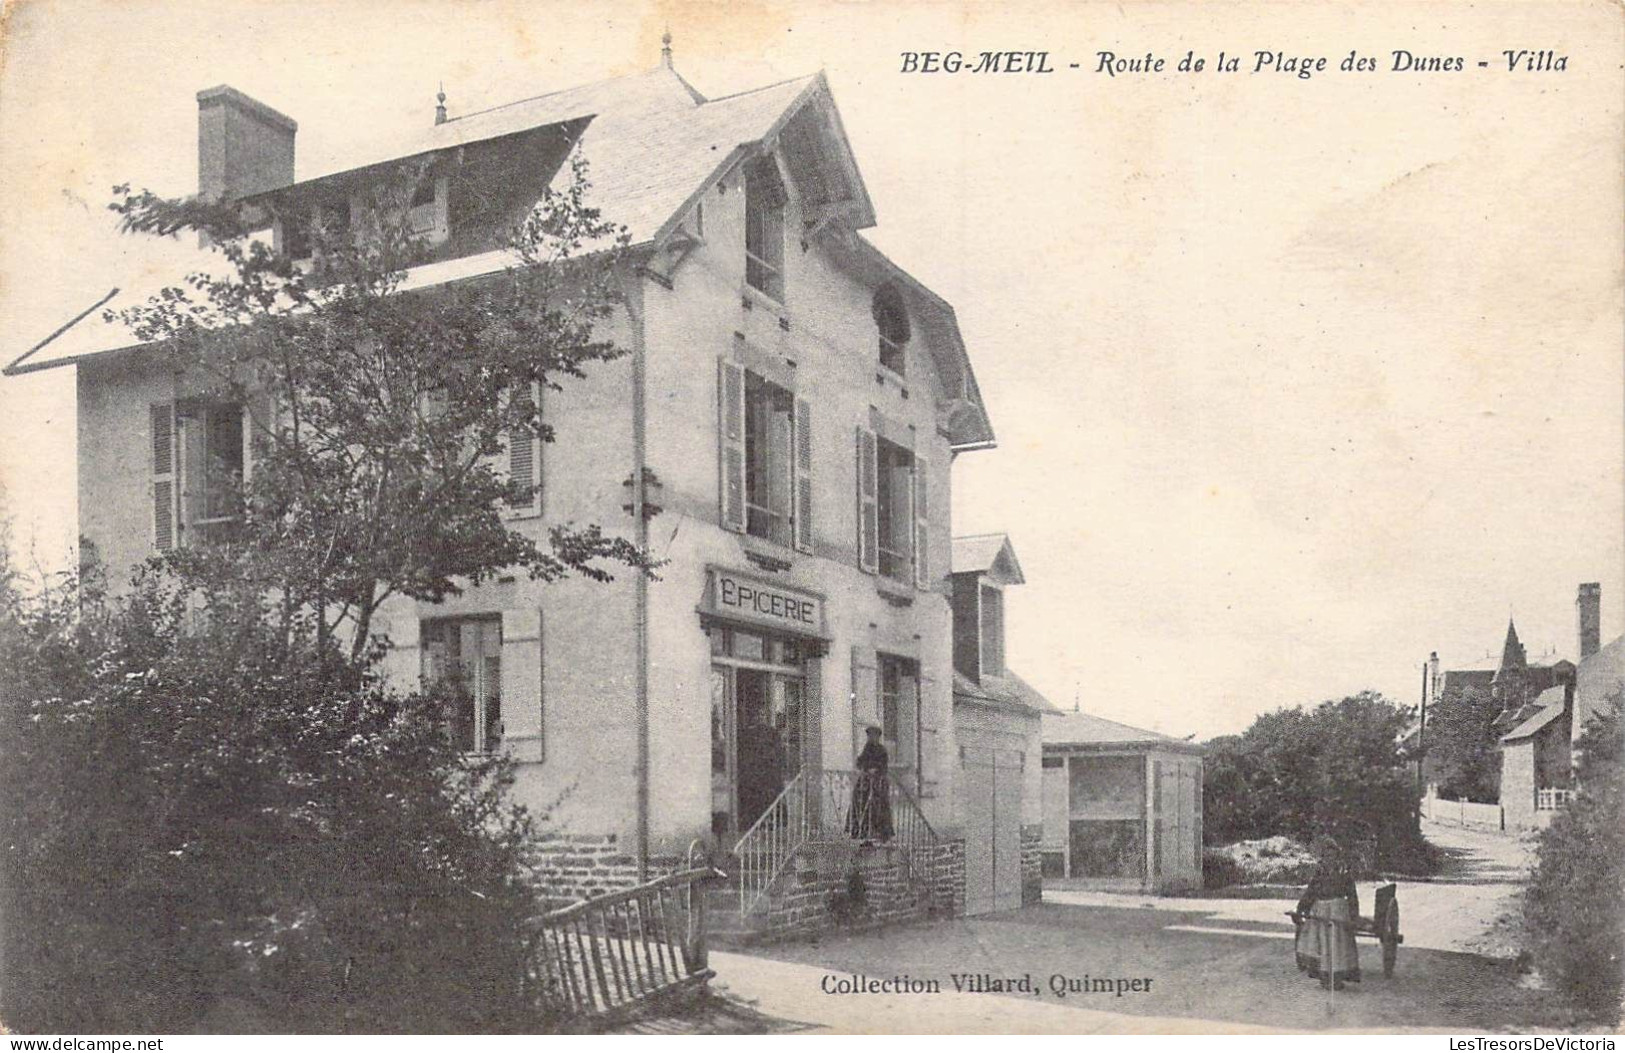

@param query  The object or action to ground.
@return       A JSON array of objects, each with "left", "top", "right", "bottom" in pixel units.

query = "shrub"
[
  {"left": 1201, "top": 692, "right": 1431, "bottom": 874},
  {"left": 0, "top": 567, "right": 544, "bottom": 1033},
  {"left": 1202, "top": 848, "right": 1246, "bottom": 890},
  {"left": 1523, "top": 700, "right": 1623, "bottom": 1020}
]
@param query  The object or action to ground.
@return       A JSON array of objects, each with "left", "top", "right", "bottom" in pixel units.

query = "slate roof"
[
  {"left": 1501, "top": 685, "right": 1568, "bottom": 743},
  {"left": 952, "top": 669, "right": 1061, "bottom": 717},
  {"left": 8, "top": 67, "right": 820, "bottom": 375},
  {"left": 1042, "top": 709, "right": 1203, "bottom": 754}
]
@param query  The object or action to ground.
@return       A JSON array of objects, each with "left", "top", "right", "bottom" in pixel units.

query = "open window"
[
  {"left": 421, "top": 615, "right": 503, "bottom": 754},
  {"left": 875, "top": 438, "right": 914, "bottom": 583},
  {"left": 744, "top": 156, "right": 786, "bottom": 301},
  {"left": 874, "top": 285, "right": 910, "bottom": 377},
  {"left": 719, "top": 359, "right": 813, "bottom": 552},
  {"left": 150, "top": 399, "right": 246, "bottom": 549}
]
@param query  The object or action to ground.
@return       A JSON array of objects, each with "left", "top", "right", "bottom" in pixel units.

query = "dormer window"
[
  {"left": 950, "top": 534, "right": 1024, "bottom": 683},
  {"left": 744, "top": 156, "right": 786, "bottom": 301},
  {"left": 408, "top": 178, "right": 440, "bottom": 237},
  {"left": 874, "top": 285, "right": 910, "bottom": 377}
]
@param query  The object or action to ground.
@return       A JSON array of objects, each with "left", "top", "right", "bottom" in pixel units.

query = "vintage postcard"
[{"left": 0, "top": 0, "right": 1620, "bottom": 1039}]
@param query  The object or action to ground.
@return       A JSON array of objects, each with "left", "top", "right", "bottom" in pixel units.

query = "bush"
[
  {"left": 1202, "top": 692, "right": 1431, "bottom": 873},
  {"left": 1202, "top": 848, "right": 1246, "bottom": 890},
  {"left": 0, "top": 566, "right": 546, "bottom": 1033},
  {"left": 1523, "top": 701, "right": 1623, "bottom": 1020}
]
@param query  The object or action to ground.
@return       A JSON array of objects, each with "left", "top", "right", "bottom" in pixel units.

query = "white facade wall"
[{"left": 74, "top": 142, "right": 973, "bottom": 861}]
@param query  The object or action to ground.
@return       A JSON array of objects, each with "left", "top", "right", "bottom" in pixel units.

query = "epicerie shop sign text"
[
  {"left": 820, "top": 972, "right": 1155, "bottom": 999},
  {"left": 898, "top": 49, "right": 1569, "bottom": 78}
]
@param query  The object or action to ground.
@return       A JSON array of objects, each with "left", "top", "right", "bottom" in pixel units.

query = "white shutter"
[
  {"left": 504, "top": 382, "right": 542, "bottom": 519},
  {"left": 150, "top": 402, "right": 177, "bottom": 551},
  {"left": 918, "top": 671, "right": 940, "bottom": 798},
  {"left": 500, "top": 608, "right": 544, "bottom": 761},
  {"left": 793, "top": 398, "right": 814, "bottom": 553},
  {"left": 849, "top": 646, "right": 878, "bottom": 761},
  {"left": 718, "top": 358, "right": 747, "bottom": 533},
  {"left": 912, "top": 455, "right": 929, "bottom": 589},
  {"left": 379, "top": 613, "right": 422, "bottom": 695},
  {"left": 855, "top": 426, "right": 878, "bottom": 574},
  {"left": 243, "top": 394, "right": 272, "bottom": 488}
]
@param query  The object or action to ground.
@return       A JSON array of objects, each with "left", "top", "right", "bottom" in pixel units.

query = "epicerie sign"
[{"left": 709, "top": 569, "right": 823, "bottom": 632}]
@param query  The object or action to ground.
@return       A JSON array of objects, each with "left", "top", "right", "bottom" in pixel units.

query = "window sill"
[
  {"left": 742, "top": 536, "right": 796, "bottom": 573},
  {"left": 740, "top": 283, "right": 789, "bottom": 321},
  {"left": 875, "top": 578, "right": 914, "bottom": 607},
  {"left": 463, "top": 736, "right": 543, "bottom": 765},
  {"left": 875, "top": 364, "right": 909, "bottom": 398}
]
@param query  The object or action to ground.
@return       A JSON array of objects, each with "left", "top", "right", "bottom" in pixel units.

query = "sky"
[{"left": 1, "top": 0, "right": 1621, "bottom": 738}]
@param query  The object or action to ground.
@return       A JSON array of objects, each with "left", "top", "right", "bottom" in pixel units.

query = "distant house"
[
  {"left": 1040, "top": 710, "right": 1203, "bottom": 893},
  {"left": 1434, "top": 583, "right": 1623, "bottom": 829}
]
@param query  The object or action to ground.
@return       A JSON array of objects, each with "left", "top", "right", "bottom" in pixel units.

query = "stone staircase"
[{"left": 705, "top": 770, "right": 945, "bottom": 945}]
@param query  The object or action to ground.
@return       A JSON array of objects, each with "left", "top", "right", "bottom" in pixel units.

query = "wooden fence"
[{"left": 524, "top": 862, "right": 723, "bottom": 1022}]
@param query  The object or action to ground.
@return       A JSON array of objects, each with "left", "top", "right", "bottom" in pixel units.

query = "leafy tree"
[
  {"left": 1523, "top": 692, "right": 1623, "bottom": 1020},
  {"left": 1425, "top": 685, "right": 1503, "bottom": 802},
  {"left": 1, "top": 155, "right": 650, "bottom": 1031},
  {"left": 106, "top": 153, "right": 653, "bottom": 658},
  {"left": 1202, "top": 691, "right": 1429, "bottom": 872}
]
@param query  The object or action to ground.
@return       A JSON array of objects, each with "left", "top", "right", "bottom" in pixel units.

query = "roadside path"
[{"left": 707, "top": 818, "right": 1585, "bottom": 1032}]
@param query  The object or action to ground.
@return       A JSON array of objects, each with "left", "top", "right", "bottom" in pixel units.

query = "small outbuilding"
[
  {"left": 950, "top": 534, "right": 1060, "bottom": 915},
  {"left": 1041, "top": 711, "right": 1203, "bottom": 893}
]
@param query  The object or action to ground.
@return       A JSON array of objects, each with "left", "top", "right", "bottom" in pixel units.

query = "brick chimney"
[
  {"left": 196, "top": 85, "right": 296, "bottom": 202},
  {"left": 1577, "top": 582, "right": 1601, "bottom": 661}
]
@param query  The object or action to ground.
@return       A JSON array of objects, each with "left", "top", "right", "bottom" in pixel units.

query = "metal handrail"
[
  {"left": 728, "top": 768, "right": 941, "bottom": 916},
  {"left": 731, "top": 770, "right": 809, "bottom": 915}
]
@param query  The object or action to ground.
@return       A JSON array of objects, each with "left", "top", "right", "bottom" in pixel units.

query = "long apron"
[{"left": 1295, "top": 897, "right": 1361, "bottom": 982}]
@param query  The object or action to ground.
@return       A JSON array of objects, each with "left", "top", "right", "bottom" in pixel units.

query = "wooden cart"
[{"left": 1286, "top": 882, "right": 1403, "bottom": 980}]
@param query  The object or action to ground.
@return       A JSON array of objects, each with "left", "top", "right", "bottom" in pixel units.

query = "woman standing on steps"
[{"left": 845, "top": 726, "right": 894, "bottom": 844}]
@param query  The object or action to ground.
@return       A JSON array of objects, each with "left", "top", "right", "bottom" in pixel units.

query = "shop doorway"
[{"left": 710, "top": 628, "right": 806, "bottom": 840}]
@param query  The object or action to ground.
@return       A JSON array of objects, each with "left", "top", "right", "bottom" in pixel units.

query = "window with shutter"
[
  {"left": 793, "top": 398, "right": 814, "bottom": 553},
  {"left": 875, "top": 438, "right": 913, "bottom": 582},
  {"left": 855, "top": 427, "right": 878, "bottom": 574},
  {"left": 151, "top": 403, "right": 176, "bottom": 551},
  {"left": 718, "top": 358, "right": 747, "bottom": 532},
  {"left": 422, "top": 615, "right": 503, "bottom": 754},
  {"left": 912, "top": 455, "right": 929, "bottom": 588},
  {"left": 744, "top": 156, "right": 786, "bottom": 301},
  {"left": 178, "top": 401, "right": 245, "bottom": 546},
  {"left": 504, "top": 382, "right": 542, "bottom": 519}
]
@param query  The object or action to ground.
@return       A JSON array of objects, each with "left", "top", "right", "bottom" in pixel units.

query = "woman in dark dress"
[
  {"left": 1294, "top": 835, "right": 1361, "bottom": 988},
  {"left": 846, "top": 726, "right": 895, "bottom": 843}
]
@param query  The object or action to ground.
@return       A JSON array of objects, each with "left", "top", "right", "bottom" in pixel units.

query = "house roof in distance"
[
  {"left": 1501, "top": 685, "right": 1569, "bottom": 743},
  {"left": 1043, "top": 709, "right": 1203, "bottom": 754}
]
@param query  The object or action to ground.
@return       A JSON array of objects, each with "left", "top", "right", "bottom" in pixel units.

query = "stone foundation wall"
[
  {"left": 524, "top": 833, "right": 683, "bottom": 908},
  {"left": 748, "top": 838, "right": 966, "bottom": 941},
  {"left": 1020, "top": 824, "right": 1044, "bottom": 906}
]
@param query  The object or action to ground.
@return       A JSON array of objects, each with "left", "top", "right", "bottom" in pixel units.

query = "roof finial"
[
  {"left": 660, "top": 27, "right": 673, "bottom": 68},
  {"left": 435, "top": 82, "right": 448, "bottom": 125}
]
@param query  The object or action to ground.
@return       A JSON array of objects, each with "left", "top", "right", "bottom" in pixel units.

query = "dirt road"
[{"left": 713, "top": 819, "right": 1596, "bottom": 1033}]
